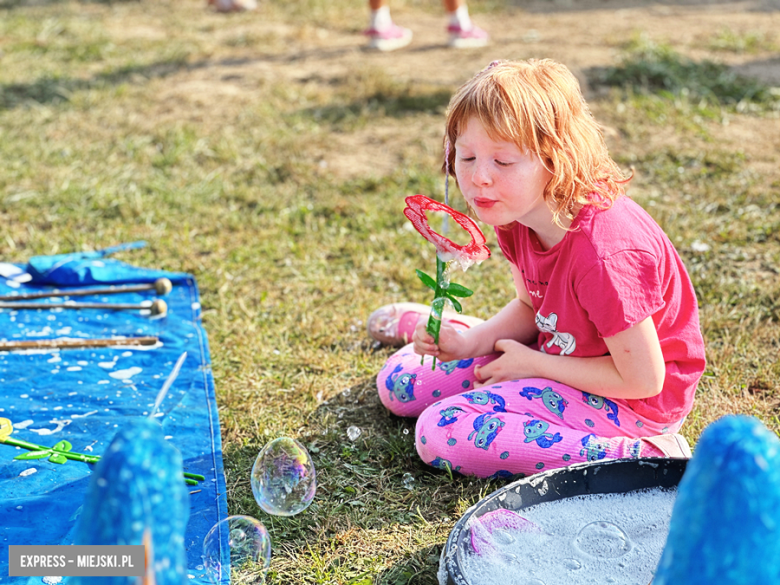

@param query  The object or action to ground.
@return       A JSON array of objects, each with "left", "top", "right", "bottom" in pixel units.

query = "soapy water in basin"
[{"left": 456, "top": 487, "right": 677, "bottom": 585}]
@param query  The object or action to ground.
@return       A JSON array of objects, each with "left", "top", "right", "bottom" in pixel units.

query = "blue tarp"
[{"left": 0, "top": 247, "right": 228, "bottom": 584}]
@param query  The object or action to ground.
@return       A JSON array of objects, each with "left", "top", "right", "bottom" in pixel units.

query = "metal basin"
[{"left": 443, "top": 458, "right": 687, "bottom": 585}]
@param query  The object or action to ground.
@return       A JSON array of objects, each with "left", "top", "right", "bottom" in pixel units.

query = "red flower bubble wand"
[{"left": 403, "top": 146, "right": 490, "bottom": 369}]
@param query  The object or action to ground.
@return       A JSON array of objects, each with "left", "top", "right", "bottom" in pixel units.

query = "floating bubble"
[
  {"left": 202, "top": 515, "right": 271, "bottom": 584},
  {"left": 251, "top": 437, "right": 316, "bottom": 516},
  {"left": 346, "top": 426, "right": 361, "bottom": 441},
  {"left": 573, "top": 521, "right": 631, "bottom": 558},
  {"left": 402, "top": 472, "right": 415, "bottom": 490}
]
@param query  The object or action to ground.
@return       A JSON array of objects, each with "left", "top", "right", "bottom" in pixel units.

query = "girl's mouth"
[{"left": 472, "top": 198, "right": 497, "bottom": 209}]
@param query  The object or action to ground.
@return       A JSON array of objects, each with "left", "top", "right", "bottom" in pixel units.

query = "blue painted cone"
[
  {"left": 654, "top": 415, "right": 780, "bottom": 585},
  {"left": 67, "top": 419, "right": 190, "bottom": 585}
]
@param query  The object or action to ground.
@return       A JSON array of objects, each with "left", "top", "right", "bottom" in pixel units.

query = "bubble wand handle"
[
  {"left": 0, "top": 434, "right": 101, "bottom": 464},
  {"left": 403, "top": 194, "right": 490, "bottom": 372},
  {"left": 421, "top": 257, "right": 448, "bottom": 370},
  {"left": 0, "top": 417, "right": 204, "bottom": 483}
]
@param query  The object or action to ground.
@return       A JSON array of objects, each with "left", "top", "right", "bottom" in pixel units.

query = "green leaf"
[
  {"left": 445, "top": 295, "right": 463, "bottom": 313},
  {"left": 444, "top": 282, "right": 473, "bottom": 297},
  {"left": 15, "top": 450, "right": 52, "bottom": 460},
  {"left": 49, "top": 454, "right": 68, "bottom": 464},
  {"left": 52, "top": 440, "right": 72, "bottom": 452},
  {"left": 415, "top": 269, "right": 436, "bottom": 291}
]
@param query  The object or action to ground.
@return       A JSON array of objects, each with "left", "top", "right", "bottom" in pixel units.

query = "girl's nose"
[{"left": 472, "top": 161, "right": 492, "bottom": 186}]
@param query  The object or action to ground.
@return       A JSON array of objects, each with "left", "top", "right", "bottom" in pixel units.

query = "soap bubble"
[
  {"left": 573, "top": 521, "right": 631, "bottom": 558},
  {"left": 202, "top": 515, "right": 271, "bottom": 584},
  {"left": 346, "top": 426, "right": 361, "bottom": 441},
  {"left": 251, "top": 437, "right": 316, "bottom": 516},
  {"left": 562, "top": 558, "right": 582, "bottom": 570}
]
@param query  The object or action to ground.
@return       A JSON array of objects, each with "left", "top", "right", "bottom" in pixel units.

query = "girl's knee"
[{"left": 376, "top": 353, "right": 427, "bottom": 417}]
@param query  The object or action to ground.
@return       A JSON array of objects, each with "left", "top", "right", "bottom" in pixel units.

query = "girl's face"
[{"left": 454, "top": 117, "right": 553, "bottom": 230}]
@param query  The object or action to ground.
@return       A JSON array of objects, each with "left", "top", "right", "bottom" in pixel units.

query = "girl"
[{"left": 371, "top": 59, "right": 706, "bottom": 478}]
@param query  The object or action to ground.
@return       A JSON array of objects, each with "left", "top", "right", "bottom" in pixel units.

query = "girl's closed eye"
[{"left": 495, "top": 159, "right": 512, "bottom": 167}]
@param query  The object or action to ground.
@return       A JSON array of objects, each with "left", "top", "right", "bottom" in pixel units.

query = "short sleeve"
[
  {"left": 575, "top": 250, "right": 665, "bottom": 338},
  {"left": 494, "top": 226, "right": 518, "bottom": 265}
]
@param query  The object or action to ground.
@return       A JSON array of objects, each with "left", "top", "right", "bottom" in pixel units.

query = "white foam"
[
  {"left": 71, "top": 410, "right": 98, "bottom": 419},
  {"left": 27, "top": 418, "right": 71, "bottom": 436},
  {"left": 459, "top": 487, "right": 676, "bottom": 585},
  {"left": 109, "top": 367, "right": 142, "bottom": 380}
]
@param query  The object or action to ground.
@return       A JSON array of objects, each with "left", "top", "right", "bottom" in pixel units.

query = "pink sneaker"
[
  {"left": 207, "top": 0, "right": 256, "bottom": 12},
  {"left": 367, "top": 302, "right": 484, "bottom": 347},
  {"left": 447, "top": 24, "right": 489, "bottom": 49},
  {"left": 364, "top": 23, "right": 413, "bottom": 52}
]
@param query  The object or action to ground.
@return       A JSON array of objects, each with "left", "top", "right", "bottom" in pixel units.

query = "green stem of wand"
[
  {"left": 0, "top": 434, "right": 205, "bottom": 485},
  {"left": 2, "top": 435, "right": 100, "bottom": 463},
  {"left": 421, "top": 257, "right": 448, "bottom": 371}
]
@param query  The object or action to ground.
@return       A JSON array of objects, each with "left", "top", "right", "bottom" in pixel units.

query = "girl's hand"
[
  {"left": 412, "top": 320, "right": 469, "bottom": 363},
  {"left": 473, "top": 339, "right": 537, "bottom": 387}
]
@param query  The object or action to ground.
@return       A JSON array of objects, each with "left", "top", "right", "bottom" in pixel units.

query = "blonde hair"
[{"left": 445, "top": 59, "right": 628, "bottom": 228}]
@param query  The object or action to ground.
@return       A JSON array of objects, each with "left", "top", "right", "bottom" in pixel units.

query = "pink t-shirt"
[{"left": 495, "top": 195, "right": 706, "bottom": 424}]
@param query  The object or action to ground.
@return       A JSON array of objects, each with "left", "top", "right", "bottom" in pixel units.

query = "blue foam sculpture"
[
  {"left": 66, "top": 419, "right": 190, "bottom": 585},
  {"left": 654, "top": 415, "right": 780, "bottom": 585}
]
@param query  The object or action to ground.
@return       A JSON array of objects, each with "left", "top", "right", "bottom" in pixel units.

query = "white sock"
[
  {"left": 449, "top": 5, "right": 472, "bottom": 30},
  {"left": 370, "top": 6, "right": 393, "bottom": 31}
]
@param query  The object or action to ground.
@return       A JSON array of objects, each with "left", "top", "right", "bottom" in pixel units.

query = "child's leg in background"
[
  {"left": 376, "top": 344, "right": 498, "bottom": 418},
  {"left": 415, "top": 377, "right": 684, "bottom": 478}
]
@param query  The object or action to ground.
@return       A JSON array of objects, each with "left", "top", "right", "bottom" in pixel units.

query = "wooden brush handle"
[
  {"left": 0, "top": 336, "right": 158, "bottom": 350},
  {"left": 0, "top": 278, "right": 172, "bottom": 301}
]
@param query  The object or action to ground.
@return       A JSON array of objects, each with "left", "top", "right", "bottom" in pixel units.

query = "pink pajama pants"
[{"left": 377, "top": 345, "right": 684, "bottom": 478}]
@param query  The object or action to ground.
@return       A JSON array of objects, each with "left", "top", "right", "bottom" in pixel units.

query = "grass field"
[{"left": 1, "top": 0, "right": 779, "bottom": 583}]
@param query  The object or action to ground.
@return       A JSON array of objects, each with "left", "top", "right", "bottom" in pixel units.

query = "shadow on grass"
[
  {"left": 512, "top": 0, "right": 779, "bottom": 14},
  {"left": 221, "top": 374, "right": 425, "bottom": 529},
  {"left": 1, "top": 45, "right": 453, "bottom": 117},
  {"left": 0, "top": 57, "right": 189, "bottom": 110},
  {"left": 375, "top": 544, "right": 444, "bottom": 585},
  {"left": 0, "top": 0, "right": 138, "bottom": 8},
  {"left": 301, "top": 87, "right": 453, "bottom": 124},
  {"left": 221, "top": 367, "right": 507, "bottom": 583}
]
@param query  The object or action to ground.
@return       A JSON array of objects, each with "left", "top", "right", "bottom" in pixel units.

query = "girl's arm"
[
  {"left": 413, "top": 264, "right": 539, "bottom": 361},
  {"left": 475, "top": 315, "right": 666, "bottom": 400}
]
